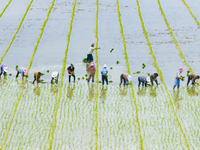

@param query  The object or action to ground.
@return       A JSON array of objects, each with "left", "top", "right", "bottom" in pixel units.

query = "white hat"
[
  {"left": 146, "top": 76, "right": 151, "bottom": 83},
  {"left": 127, "top": 75, "right": 132, "bottom": 81},
  {"left": 4, "top": 67, "right": 8, "bottom": 73},
  {"left": 51, "top": 71, "right": 58, "bottom": 78},
  {"left": 104, "top": 64, "right": 107, "bottom": 68}
]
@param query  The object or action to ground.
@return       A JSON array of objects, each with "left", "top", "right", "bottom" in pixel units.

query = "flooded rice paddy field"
[{"left": 0, "top": 0, "right": 200, "bottom": 149}]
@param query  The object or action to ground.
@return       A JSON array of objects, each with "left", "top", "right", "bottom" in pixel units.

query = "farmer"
[
  {"left": 187, "top": 74, "right": 200, "bottom": 86},
  {"left": 119, "top": 73, "right": 132, "bottom": 86},
  {"left": 68, "top": 64, "right": 75, "bottom": 82},
  {"left": 32, "top": 71, "right": 41, "bottom": 84},
  {"left": 138, "top": 73, "right": 159, "bottom": 87},
  {"left": 86, "top": 43, "right": 101, "bottom": 62},
  {"left": 16, "top": 67, "right": 27, "bottom": 80},
  {"left": 173, "top": 67, "right": 184, "bottom": 90},
  {"left": 101, "top": 64, "right": 108, "bottom": 85},
  {"left": 0, "top": 65, "right": 8, "bottom": 77},
  {"left": 88, "top": 62, "right": 96, "bottom": 83},
  {"left": 51, "top": 71, "right": 59, "bottom": 83}
]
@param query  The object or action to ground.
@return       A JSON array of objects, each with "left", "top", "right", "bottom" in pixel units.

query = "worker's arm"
[{"left": 94, "top": 47, "right": 101, "bottom": 50}]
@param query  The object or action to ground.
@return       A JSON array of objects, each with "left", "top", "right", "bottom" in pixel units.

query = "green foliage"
[
  {"left": 142, "top": 63, "right": 146, "bottom": 69},
  {"left": 181, "top": 76, "right": 185, "bottom": 81},
  {"left": 116, "top": 61, "right": 120, "bottom": 64},
  {"left": 187, "top": 70, "right": 190, "bottom": 77},
  {"left": 78, "top": 78, "right": 80, "bottom": 80},
  {"left": 47, "top": 70, "right": 49, "bottom": 73},
  {"left": 9, "top": 73, "right": 12, "bottom": 76},
  {"left": 110, "top": 48, "right": 114, "bottom": 53},
  {"left": 108, "top": 80, "right": 113, "bottom": 83},
  {"left": 40, "top": 73, "right": 45, "bottom": 76},
  {"left": 103, "top": 74, "right": 108, "bottom": 78},
  {"left": 85, "top": 74, "right": 88, "bottom": 77},
  {"left": 71, "top": 72, "right": 75, "bottom": 76},
  {"left": 146, "top": 72, "right": 150, "bottom": 76},
  {"left": 110, "top": 67, "right": 113, "bottom": 70},
  {"left": 82, "top": 58, "right": 87, "bottom": 63},
  {"left": 133, "top": 71, "right": 141, "bottom": 74},
  {"left": 25, "top": 75, "right": 28, "bottom": 78},
  {"left": 98, "top": 81, "right": 102, "bottom": 83},
  {"left": 82, "top": 77, "right": 85, "bottom": 80}
]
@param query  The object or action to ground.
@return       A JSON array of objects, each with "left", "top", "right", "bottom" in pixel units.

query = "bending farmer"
[
  {"left": 86, "top": 43, "right": 101, "bottom": 62},
  {"left": 16, "top": 67, "right": 27, "bottom": 80},
  {"left": 32, "top": 71, "right": 41, "bottom": 84},
  {"left": 0, "top": 65, "right": 8, "bottom": 77},
  {"left": 119, "top": 73, "right": 132, "bottom": 86},
  {"left": 68, "top": 64, "right": 75, "bottom": 82},
  {"left": 138, "top": 73, "right": 159, "bottom": 87},
  {"left": 173, "top": 67, "right": 184, "bottom": 90},
  {"left": 101, "top": 64, "right": 108, "bottom": 85},
  {"left": 187, "top": 74, "right": 199, "bottom": 86},
  {"left": 51, "top": 71, "right": 59, "bottom": 83}
]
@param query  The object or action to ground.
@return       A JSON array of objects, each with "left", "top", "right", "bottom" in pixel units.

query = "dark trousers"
[
  {"left": 69, "top": 75, "right": 75, "bottom": 82},
  {"left": 102, "top": 75, "right": 108, "bottom": 85},
  {"left": 86, "top": 54, "right": 93, "bottom": 62},
  {"left": 187, "top": 76, "right": 195, "bottom": 86},
  {"left": 119, "top": 74, "right": 126, "bottom": 86},
  {"left": 0, "top": 71, "right": 6, "bottom": 76},
  {"left": 33, "top": 75, "right": 40, "bottom": 83},
  {"left": 16, "top": 71, "right": 24, "bottom": 78},
  {"left": 88, "top": 75, "right": 94, "bottom": 82},
  {"left": 138, "top": 78, "right": 147, "bottom": 87}
]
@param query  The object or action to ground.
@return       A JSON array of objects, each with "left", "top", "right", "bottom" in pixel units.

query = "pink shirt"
[{"left": 88, "top": 66, "right": 96, "bottom": 75}]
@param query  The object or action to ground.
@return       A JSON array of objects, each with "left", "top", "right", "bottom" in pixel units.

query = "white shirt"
[
  {"left": 176, "top": 71, "right": 182, "bottom": 78},
  {"left": 88, "top": 47, "right": 95, "bottom": 54}
]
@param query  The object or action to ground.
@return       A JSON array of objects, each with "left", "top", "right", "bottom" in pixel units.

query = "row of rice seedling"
[
  {"left": 47, "top": 0, "right": 77, "bottom": 149},
  {"left": 0, "top": 0, "right": 56, "bottom": 148},
  {"left": 0, "top": 0, "right": 34, "bottom": 65},
  {"left": 116, "top": 0, "right": 143, "bottom": 149},
  {"left": 136, "top": 0, "right": 190, "bottom": 149},
  {"left": 0, "top": 0, "right": 12, "bottom": 18},
  {"left": 181, "top": 0, "right": 200, "bottom": 28}
]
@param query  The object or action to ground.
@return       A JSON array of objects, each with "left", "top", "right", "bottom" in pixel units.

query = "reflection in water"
[
  {"left": 33, "top": 86, "right": 40, "bottom": 96},
  {"left": 88, "top": 83, "right": 94, "bottom": 101},
  {"left": 100, "top": 85, "right": 108, "bottom": 103},
  {"left": 149, "top": 86, "right": 157, "bottom": 97},
  {"left": 119, "top": 86, "right": 128, "bottom": 98},
  {"left": 0, "top": 77, "right": 7, "bottom": 86},
  {"left": 51, "top": 84, "right": 58, "bottom": 95},
  {"left": 137, "top": 87, "right": 147, "bottom": 96},
  {"left": 67, "top": 83, "right": 75, "bottom": 100},
  {"left": 173, "top": 90, "right": 183, "bottom": 110},
  {"left": 187, "top": 86, "right": 198, "bottom": 96},
  {"left": 86, "top": 63, "right": 90, "bottom": 74}
]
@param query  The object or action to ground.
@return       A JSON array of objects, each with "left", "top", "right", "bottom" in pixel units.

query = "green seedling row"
[
  {"left": 137, "top": 0, "right": 190, "bottom": 149},
  {"left": 0, "top": 0, "right": 12, "bottom": 18},
  {"left": 48, "top": 0, "right": 77, "bottom": 149},
  {"left": 0, "top": 0, "right": 34, "bottom": 65},
  {"left": 116, "top": 0, "right": 143, "bottom": 149},
  {"left": 181, "top": 0, "right": 200, "bottom": 28},
  {"left": 0, "top": 1, "right": 55, "bottom": 149}
]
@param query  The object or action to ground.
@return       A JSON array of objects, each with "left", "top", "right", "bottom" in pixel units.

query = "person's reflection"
[
  {"left": 119, "top": 86, "right": 128, "bottom": 98},
  {"left": 137, "top": 87, "right": 147, "bottom": 96},
  {"left": 100, "top": 85, "right": 108, "bottom": 103},
  {"left": 67, "top": 83, "right": 75, "bottom": 100},
  {"left": 51, "top": 84, "right": 58, "bottom": 95},
  {"left": 33, "top": 85, "right": 40, "bottom": 96},
  {"left": 173, "top": 90, "right": 183, "bottom": 110},
  {"left": 88, "top": 83, "right": 94, "bottom": 101},
  {"left": 187, "top": 86, "right": 198, "bottom": 96},
  {"left": 86, "top": 63, "right": 90, "bottom": 74},
  {"left": 149, "top": 86, "right": 157, "bottom": 97},
  {"left": 0, "top": 76, "right": 7, "bottom": 86}
]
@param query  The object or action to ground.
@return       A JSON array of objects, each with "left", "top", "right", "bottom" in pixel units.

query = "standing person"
[
  {"left": 16, "top": 67, "right": 27, "bottom": 80},
  {"left": 138, "top": 73, "right": 159, "bottom": 87},
  {"left": 86, "top": 43, "right": 101, "bottom": 62},
  {"left": 88, "top": 62, "right": 96, "bottom": 83},
  {"left": 187, "top": 74, "right": 200, "bottom": 86},
  {"left": 32, "top": 71, "right": 41, "bottom": 84},
  {"left": 68, "top": 64, "right": 75, "bottom": 83},
  {"left": 119, "top": 73, "right": 132, "bottom": 86},
  {"left": 101, "top": 64, "right": 108, "bottom": 85},
  {"left": 0, "top": 65, "right": 8, "bottom": 77},
  {"left": 51, "top": 71, "right": 59, "bottom": 83},
  {"left": 173, "top": 67, "right": 184, "bottom": 90}
]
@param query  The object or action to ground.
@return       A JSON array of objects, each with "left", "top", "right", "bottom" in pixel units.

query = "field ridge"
[{"left": 0, "top": 0, "right": 12, "bottom": 18}]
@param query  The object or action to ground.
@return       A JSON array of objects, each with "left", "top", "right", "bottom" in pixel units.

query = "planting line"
[
  {"left": 116, "top": 0, "right": 143, "bottom": 149},
  {"left": 94, "top": 0, "right": 99, "bottom": 149},
  {"left": 136, "top": 0, "right": 190, "bottom": 149},
  {"left": 0, "top": 0, "right": 12, "bottom": 18},
  {"left": 47, "top": 0, "right": 77, "bottom": 149},
  {"left": 181, "top": 0, "right": 200, "bottom": 28},
  {"left": 0, "top": 0, "right": 34, "bottom": 65},
  {"left": 0, "top": 0, "right": 55, "bottom": 149}
]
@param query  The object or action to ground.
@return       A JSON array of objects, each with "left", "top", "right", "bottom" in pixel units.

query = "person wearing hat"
[
  {"left": 173, "top": 67, "right": 184, "bottom": 89},
  {"left": 86, "top": 43, "right": 101, "bottom": 62},
  {"left": 68, "top": 64, "right": 75, "bottom": 83},
  {"left": 138, "top": 73, "right": 159, "bottom": 87},
  {"left": 187, "top": 74, "right": 200, "bottom": 86},
  {"left": 32, "top": 71, "right": 42, "bottom": 84},
  {"left": 16, "top": 67, "right": 27, "bottom": 80},
  {"left": 51, "top": 71, "right": 59, "bottom": 83},
  {"left": 119, "top": 73, "right": 132, "bottom": 86},
  {"left": 88, "top": 62, "right": 96, "bottom": 83},
  {"left": 101, "top": 64, "right": 108, "bottom": 85},
  {"left": 0, "top": 64, "right": 8, "bottom": 77}
]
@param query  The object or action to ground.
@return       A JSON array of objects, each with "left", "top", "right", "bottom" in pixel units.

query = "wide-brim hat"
[
  {"left": 128, "top": 75, "right": 132, "bottom": 81},
  {"left": 179, "top": 67, "right": 184, "bottom": 72},
  {"left": 23, "top": 68, "right": 27, "bottom": 74},
  {"left": 4, "top": 67, "right": 8, "bottom": 72},
  {"left": 91, "top": 62, "right": 95, "bottom": 66},
  {"left": 104, "top": 64, "right": 107, "bottom": 68},
  {"left": 51, "top": 72, "right": 58, "bottom": 78}
]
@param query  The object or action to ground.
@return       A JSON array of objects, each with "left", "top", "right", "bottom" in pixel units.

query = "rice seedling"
[
  {"left": 0, "top": 0, "right": 12, "bottom": 18},
  {"left": 47, "top": 70, "right": 50, "bottom": 73},
  {"left": 78, "top": 77, "right": 80, "bottom": 80},
  {"left": 0, "top": 0, "right": 34, "bottom": 65},
  {"left": 133, "top": 71, "right": 141, "bottom": 74},
  {"left": 82, "top": 58, "right": 87, "bottom": 63},
  {"left": 82, "top": 77, "right": 85, "bottom": 80},
  {"left": 110, "top": 67, "right": 113, "bottom": 70},
  {"left": 142, "top": 63, "right": 146, "bottom": 69},
  {"left": 116, "top": 60, "right": 120, "bottom": 64},
  {"left": 110, "top": 48, "right": 114, "bottom": 53}
]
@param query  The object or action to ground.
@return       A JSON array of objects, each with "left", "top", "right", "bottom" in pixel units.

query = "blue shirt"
[{"left": 101, "top": 68, "right": 108, "bottom": 75}]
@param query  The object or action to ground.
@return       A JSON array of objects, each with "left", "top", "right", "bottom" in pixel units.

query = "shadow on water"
[
  {"left": 51, "top": 84, "right": 58, "bottom": 96},
  {"left": 173, "top": 90, "right": 183, "bottom": 110},
  {"left": 86, "top": 63, "right": 90, "bottom": 74},
  {"left": 87, "top": 83, "right": 94, "bottom": 102},
  {"left": 67, "top": 83, "right": 75, "bottom": 100},
  {"left": 100, "top": 85, "right": 108, "bottom": 104},
  {"left": 149, "top": 86, "right": 158, "bottom": 97},
  {"left": 137, "top": 87, "right": 147, "bottom": 96},
  {"left": 187, "top": 86, "right": 199, "bottom": 96},
  {"left": 119, "top": 86, "right": 128, "bottom": 98},
  {"left": 33, "top": 86, "right": 40, "bottom": 96}
]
